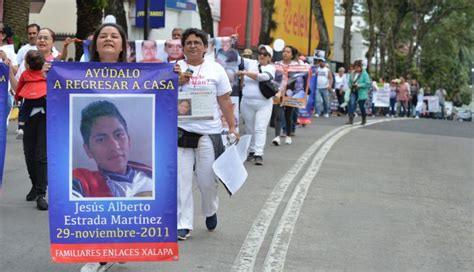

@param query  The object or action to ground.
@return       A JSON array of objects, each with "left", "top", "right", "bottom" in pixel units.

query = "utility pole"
[{"left": 144, "top": 0, "right": 150, "bottom": 40}]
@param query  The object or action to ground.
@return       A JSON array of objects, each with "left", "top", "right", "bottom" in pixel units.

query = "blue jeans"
[
  {"left": 348, "top": 92, "right": 366, "bottom": 117},
  {"left": 318, "top": 88, "right": 329, "bottom": 114},
  {"left": 389, "top": 98, "right": 396, "bottom": 116}
]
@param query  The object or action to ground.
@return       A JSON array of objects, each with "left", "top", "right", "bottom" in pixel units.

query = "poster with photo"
[
  {"left": 281, "top": 65, "right": 312, "bottom": 108},
  {"left": 177, "top": 89, "right": 215, "bottom": 120},
  {"left": 47, "top": 62, "right": 178, "bottom": 263}
]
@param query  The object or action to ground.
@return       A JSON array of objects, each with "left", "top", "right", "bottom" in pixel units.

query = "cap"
[
  {"left": 315, "top": 56, "right": 326, "bottom": 62},
  {"left": 258, "top": 44, "right": 273, "bottom": 58},
  {"left": 242, "top": 48, "right": 253, "bottom": 56}
]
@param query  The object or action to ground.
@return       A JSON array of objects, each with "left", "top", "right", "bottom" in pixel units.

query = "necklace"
[{"left": 185, "top": 59, "right": 204, "bottom": 88}]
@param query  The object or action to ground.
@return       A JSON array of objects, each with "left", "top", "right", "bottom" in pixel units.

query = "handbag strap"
[{"left": 258, "top": 64, "right": 273, "bottom": 81}]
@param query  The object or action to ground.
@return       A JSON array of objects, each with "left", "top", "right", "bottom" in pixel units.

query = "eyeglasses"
[
  {"left": 185, "top": 40, "right": 203, "bottom": 47},
  {"left": 37, "top": 36, "right": 50, "bottom": 41},
  {"left": 258, "top": 52, "right": 269, "bottom": 57}
]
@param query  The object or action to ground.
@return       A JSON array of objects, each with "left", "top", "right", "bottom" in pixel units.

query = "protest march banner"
[
  {"left": 424, "top": 96, "right": 440, "bottom": 112},
  {"left": 47, "top": 62, "right": 178, "bottom": 263},
  {"left": 0, "top": 64, "right": 9, "bottom": 190}
]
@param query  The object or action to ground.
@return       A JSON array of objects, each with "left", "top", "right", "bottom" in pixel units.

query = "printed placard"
[
  {"left": 280, "top": 65, "right": 312, "bottom": 108},
  {"left": 178, "top": 88, "right": 215, "bottom": 120},
  {"left": 47, "top": 62, "right": 178, "bottom": 263}
]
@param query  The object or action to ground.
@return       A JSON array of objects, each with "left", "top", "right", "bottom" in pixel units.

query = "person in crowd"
[
  {"left": 314, "top": 56, "right": 333, "bottom": 118},
  {"left": 175, "top": 28, "right": 239, "bottom": 240},
  {"left": 139, "top": 40, "right": 162, "bottom": 63},
  {"left": 241, "top": 48, "right": 253, "bottom": 59},
  {"left": 415, "top": 86, "right": 424, "bottom": 119},
  {"left": 346, "top": 60, "right": 370, "bottom": 125},
  {"left": 435, "top": 87, "right": 446, "bottom": 119},
  {"left": 79, "top": 22, "right": 129, "bottom": 272},
  {"left": 410, "top": 79, "right": 419, "bottom": 117},
  {"left": 172, "top": 27, "right": 183, "bottom": 40},
  {"left": 216, "top": 36, "right": 239, "bottom": 64},
  {"left": 9, "top": 28, "right": 59, "bottom": 212},
  {"left": 72, "top": 100, "right": 153, "bottom": 198},
  {"left": 334, "top": 67, "right": 347, "bottom": 115},
  {"left": 16, "top": 24, "right": 40, "bottom": 65},
  {"left": 272, "top": 45, "right": 299, "bottom": 145},
  {"left": 14, "top": 50, "right": 47, "bottom": 140},
  {"left": 236, "top": 44, "right": 275, "bottom": 165},
  {"left": 369, "top": 80, "right": 378, "bottom": 116},
  {"left": 388, "top": 79, "right": 398, "bottom": 117},
  {"left": 396, "top": 77, "right": 409, "bottom": 117},
  {"left": 164, "top": 39, "right": 184, "bottom": 62}
]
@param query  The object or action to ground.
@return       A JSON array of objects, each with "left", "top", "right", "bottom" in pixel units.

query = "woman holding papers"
[
  {"left": 236, "top": 45, "right": 275, "bottom": 165},
  {"left": 175, "top": 28, "right": 239, "bottom": 241}
]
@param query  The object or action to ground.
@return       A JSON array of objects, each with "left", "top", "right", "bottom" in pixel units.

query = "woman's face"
[
  {"left": 295, "top": 77, "right": 304, "bottom": 90},
  {"left": 258, "top": 49, "right": 271, "bottom": 65},
  {"left": 178, "top": 100, "right": 190, "bottom": 114},
  {"left": 355, "top": 65, "right": 362, "bottom": 73},
  {"left": 183, "top": 34, "right": 207, "bottom": 61},
  {"left": 96, "top": 26, "right": 123, "bottom": 62},
  {"left": 36, "top": 29, "right": 54, "bottom": 55},
  {"left": 282, "top": 47, "right": 293, "bottom": 62}
]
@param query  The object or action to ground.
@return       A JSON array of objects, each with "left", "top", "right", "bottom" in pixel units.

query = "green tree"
[
  {"left": 104, "top": 0, "right": 128, "bottom": 35},
  {"left": 196, "top": 0, "right": 214, "bottom": 37},
  {"left": 259, "top": 0, "right": 277, "bottom": 45},
  {"left": 75, "top": 0, "right": 106, "bottom": 60},
  {"left": 341, "top": 0, "right": 354, "bottom": 68}
]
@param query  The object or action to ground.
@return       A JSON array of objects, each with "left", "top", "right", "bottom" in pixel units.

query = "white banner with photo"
[
  {"left": 178, "top": 89, "right": 215, "bottom": 120},
  {"left": 424, "top": 96, "right": 440, "bottom": 112}
]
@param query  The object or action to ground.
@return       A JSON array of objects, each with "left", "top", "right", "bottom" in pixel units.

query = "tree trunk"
[
  {"left": 365, "top": 0, "right": 375, "bottom": 74},
  {"left": 196, "top": 0, "right": 214, "bottom": 37},
  {"left": 342, "top": 0, "right": 353, "bottom": 68},
  {"left": 259, "top": 0, "right": 276, "bottom": 45},
  {"left": 313, "top": 0, "right": 330, "bottom": 56},
  {"left": 104, "top": 0, "right": 128, "bottom": 36},
  {"left": 75, "top": 0, "right": 103, "bottom": 60}
]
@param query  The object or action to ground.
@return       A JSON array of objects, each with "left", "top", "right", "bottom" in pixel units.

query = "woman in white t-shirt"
[
  {"left": 175, "top": 28, "right": 239, "bottom": 241},
  {"left": 236, "top": 45, "right": 275, "bottom": 165}
]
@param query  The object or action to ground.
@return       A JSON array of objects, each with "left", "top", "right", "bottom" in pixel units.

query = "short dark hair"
[
  {"left": 181, "top": 28, "right": 208, "bottom": 47},
  {"left": 80, "top": 100, "right": 128, "bottom": 145},
  {"left": 27, "top": 24, "right": 40, "bottom": 33},
  {"left": 90, "top": 23, "right": 128, "bottom": 62},
  {"left": 25, "top": 50, "right": 45, "bottom": 71}
]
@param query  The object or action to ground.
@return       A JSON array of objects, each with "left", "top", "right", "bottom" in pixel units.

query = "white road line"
[
  {"left": 231, "top": 125, "right": 349, "bottom": 272},
  {"left": 262, "top": 119, "right": 391, "bottom": 271}
]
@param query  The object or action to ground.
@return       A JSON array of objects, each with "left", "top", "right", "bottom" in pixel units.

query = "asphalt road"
[{"left": 0, "top": 117, "right": 472, "bottom": 272}]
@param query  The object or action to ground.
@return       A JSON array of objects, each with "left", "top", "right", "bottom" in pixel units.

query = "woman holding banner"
[
  {"left": 272, "top": 45, "right": 299, "bottom": 145},
  {"left": 175, "top": 28, "right": 239, "bottom": 240},
  {"left": 79, "top": 23, "right": 128, "bottom": 272},
  {"left": 236, "top": 44, "right": 275, "bottom": 165}
]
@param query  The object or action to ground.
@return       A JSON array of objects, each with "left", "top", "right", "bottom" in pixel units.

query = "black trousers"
[
  {"left": 272, "top": 105, "right": 293, "bottom": 137},
  {"left": 336, "top": 88, "right": 346, "bottom": 113},
  {"left": 23, "top": 113, "right": 47, "bottom": 196}
]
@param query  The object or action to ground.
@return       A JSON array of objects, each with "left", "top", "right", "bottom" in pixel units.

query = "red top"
[{"left": 15, "top": 69, "right": 47, "bottom": 100}]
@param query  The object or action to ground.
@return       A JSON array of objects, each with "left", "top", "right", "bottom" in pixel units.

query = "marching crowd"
[{"left": 0, "top": 18, "right": 452, "bottom": 272}]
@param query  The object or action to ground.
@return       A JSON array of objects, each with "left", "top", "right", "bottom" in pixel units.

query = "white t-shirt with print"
[
  {"left": 316, "top": 66, "right": 331, "bottom": 89},
  {"left": 177, "top": 59, "right": 232, "bottom": 134}
]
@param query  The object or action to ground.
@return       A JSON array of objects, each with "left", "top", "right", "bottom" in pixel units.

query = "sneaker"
[
  {"left": 81, "top": 263, "right": 114, "bottom": 272},
  {"left": 324, "top": 113, "right": 329, "bottom": 118},
  {"left": 415, "top": 116, "right": 420, "bottom": 119},
  {"left": 272, "top": 136, "right": 280, "bottom": 146},
  {"left": 36, "top": 196, "right": 48, "bottom": 211},
  {"left": 246, "top": 152, "right": 255, "bottom": 162},
  {"left": 314, "top": 114, "right": 320, "bottom": 117},
  {"left": 254, "top": 156, "right": 263, "bottom": 165},
  {"left": 26, "top": 186, "right": 36, "bottom": 201},
  {"left": 177, "top": 229, "right": 190, "bottom": 240},
  {"left": 285, "top": 136, "right": 292, "bottom": 145},
  {"left": 205, "top": 213, "right": 217, "bottom": 231},
  {"left": 16, "top": 129, "right": 24, "bottom": 140}
]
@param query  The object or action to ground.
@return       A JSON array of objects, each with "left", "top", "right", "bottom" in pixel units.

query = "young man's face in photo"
[
  {"left": 84, "top": 116, "right": 130, "bottom": 174},
  {"left": 142, "top": 40, "right": 157, "bottom": 61}
]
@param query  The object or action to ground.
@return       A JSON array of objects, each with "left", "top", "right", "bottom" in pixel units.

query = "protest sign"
[
  {"left": 374, "top": 83, "right": 390, "bottom": 107},
  {"left": 0, "top": 64, "right": 8, "bottom": 189},
  {"left": 47, "top": 62, "right": 178, "bottom": 263},
  {"left": 279, "top": 65, "right": 312, "bottom": 108}
]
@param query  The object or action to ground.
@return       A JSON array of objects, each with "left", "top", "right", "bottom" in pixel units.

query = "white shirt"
[
  {"left": 177, "top": 59, "right": 232, "bottom": 134},
  {"left": 242, "top": 58, "right": 276, "bottom": 100},
  {"left": 316, "top": 66, "right": 331, "bottom": 89},
  {"left": 334, "top": 73, "right": 347, "bottom": 90}
]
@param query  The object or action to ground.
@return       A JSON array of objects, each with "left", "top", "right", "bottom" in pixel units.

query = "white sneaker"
[
  {"left": 81, "top": 263, "right": 113, "bottom": 272},
  {"left": 324, "top": 113, "right": 329, "bottom": 118},
  {"left": 415, "top": 116, "right": 420, "bottom": 119},
  {"left": 16, "top": 129, "right": 24, "bottom": 140},
  {"left": 272, "top": 136, "right": 280, "bottom": 146},
  {"left": 285, "top": 136, "right": 292, "bottom": 145},
  {"left": 314, "top": 114, "right": 319, "bottom": 117}
]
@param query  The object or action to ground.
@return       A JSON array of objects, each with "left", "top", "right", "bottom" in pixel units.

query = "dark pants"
[
  {"left": 23, "top": 113, "right": 47, "bottom": 196},
  {"left": 272, "top": 105, "right": 293, "bottom": 137},
  {"left": 18, "top": 97, "right": 47, "bottom": 128},
  {"left": 336, "top": 89, "right": 345, "bottom": 113}
]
